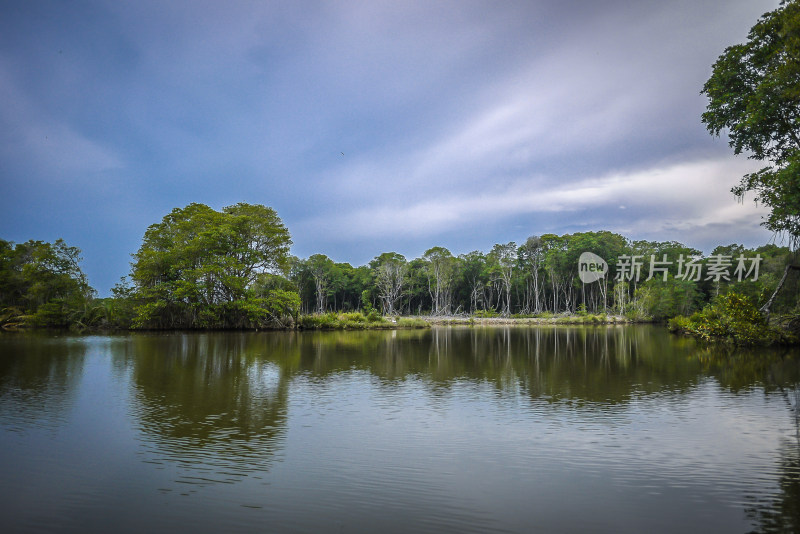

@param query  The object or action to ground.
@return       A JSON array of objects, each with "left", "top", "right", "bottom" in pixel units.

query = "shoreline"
[
  {"left": 1, "top": 313, "right": 641, "bottom": 334},
  {"left": 417, "top": 314, "right": 634, "bottom": 326}
]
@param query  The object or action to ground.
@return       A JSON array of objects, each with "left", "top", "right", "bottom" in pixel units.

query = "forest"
[{"left": 1, "top": 201, "right": 797, "bottom": 341}]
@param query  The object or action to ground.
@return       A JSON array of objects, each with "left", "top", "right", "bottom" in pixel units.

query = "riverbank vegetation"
[
  {"left": 0, "top": 238, "right": 96, "bottom": 329},
  {"left": 2, "top": 213, "right": 798, "bottom": 336},
  {"left": 669, "top": 293, "right": 797, "bottom": 346}
]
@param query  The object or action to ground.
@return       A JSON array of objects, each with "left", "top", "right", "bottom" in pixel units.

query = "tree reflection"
[
  {"left": 118, "top": 326, "right": 800, "bottom": 514},
  {"left": 0, "top": 333, "right": 86, "bottom": 430},
  {"left": 697, "top": 346, "right": 800, "bottom": 534},
  {"left": 744, "top": 387, "right": 800, "bottom": 533},
  {"left": 282, "top": 326, "right": 707, "bottom": 404},
  {"left": 122, "top": 333, "right": 296, "bottom": 488}
]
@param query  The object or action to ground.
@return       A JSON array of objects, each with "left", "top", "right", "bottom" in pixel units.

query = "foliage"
[
  {"left": 285, "top": 232, "right": 797, "bottom": 324},
  {"left": 0, "top": 238, "right": 95, "bottom": 329},
  {"left": 8, "top": 219, "right": 797, "bottom": 335},
  {"left": 306, "top": 253, "right": 336, "bottom": 314},
  {"left": 631, "top": 277, "right": 704, "bottom": 320},
  {"left": 129, "top": 203, "right": 296, "bottom": 329},
  {"left": 396, "top": 317, "right": 431, "bottom": 328},
  {"left": 554, "top": 314, "right": 611, "bottom": 324},
  {"left": 668, "top": 292, "right": 795, "bottom": 345},
  {"left": 297, "top": 311, "right": 389, "bottom": 330},
  {"left": 370, "top": 252, "right": 406, "bottom": 315},
  {"left": 701, "top": 0, "right": 800, "bottom": 245},
  {"left": 422, "top": 246, "right": 457, "bottom": 315},
  {"left": 487, "top": 242, "right": 516, "bottom": 316}
]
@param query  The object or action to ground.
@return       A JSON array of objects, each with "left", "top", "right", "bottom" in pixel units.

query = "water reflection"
[
  {"left": 280, "top": 326, "right": 708, "bottom": 403},
  {"left": 746, "top": 431, "right": 800, "bottom": 533},
  {"left": 2, "top": 326, "right": 799, "bottom": 533},
  {"left": 740, "top": 376, "right": 800, "bottom": 533},
  {"left": 119, "top": 333, "right": 293, "bottom": 489},
  {"left": 0, "top": 333, "right": 86, "bottom": 431},
  {"left": 687, "top": 341, "right": 800, "bottom": 533}
]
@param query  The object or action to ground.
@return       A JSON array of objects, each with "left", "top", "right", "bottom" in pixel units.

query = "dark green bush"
[{"left": 668, "top": 292, "right": 795, "bottom": 346}]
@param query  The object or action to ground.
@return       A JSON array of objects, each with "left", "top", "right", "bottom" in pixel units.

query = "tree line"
[
  {"left": 1, "top": 202, "right": 797, "bottom": 330},
  {"left": 290, "top": 232, "right": 797, "bottom": 321}
]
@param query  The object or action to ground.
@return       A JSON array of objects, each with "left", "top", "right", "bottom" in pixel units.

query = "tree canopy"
[
  {"left": 701, "top": 0, "right": 800, "bottom": 246},
  {"left": 130, "top": 202, "right": 297, "bottom": 328},
  {"left": 0, "top": 238, "right": 95, "bottom": 328}
]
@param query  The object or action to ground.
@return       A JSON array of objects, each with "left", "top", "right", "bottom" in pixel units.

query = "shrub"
[
  {"left": 341, "top": 312, "right": 366, "bottom": 323},
  {"left": 669, "top": 292, "right": 795, "bottom": 346},
  {"left": 365, "top": 308, "right": 382, "bottom": 322}
]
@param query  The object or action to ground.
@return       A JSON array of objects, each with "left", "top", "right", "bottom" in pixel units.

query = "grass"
[
  {"left": 297, "top": 311, "right": 430, "bottom": 330},
  {"left": 554, "top": 313, "right": 610, "bottom": 324},
  {"left": 396, "top": 317, "right": 431, "bottom": 328}
]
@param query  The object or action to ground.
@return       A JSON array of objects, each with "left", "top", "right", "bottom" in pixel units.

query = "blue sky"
[{"left": 0, "top": 0, "right": 782, "bottom": 295}]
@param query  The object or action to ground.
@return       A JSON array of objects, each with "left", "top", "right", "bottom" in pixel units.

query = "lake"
[{"left": 1, "top": 326, "right": 798, "bottom": 533}]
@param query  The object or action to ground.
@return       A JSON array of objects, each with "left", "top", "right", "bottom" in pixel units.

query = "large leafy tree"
[
  {"left": 702, "top": 0, "right": 800, "bottom": 316},
  {"left": 0, "top": 238, "right": 95, "bottom": 328},
  {"left": 701, "top": 0, "right": 800, "bottom": 245},
  {"left": 131, "top": 203, "right": 295, "bottom": 328}
]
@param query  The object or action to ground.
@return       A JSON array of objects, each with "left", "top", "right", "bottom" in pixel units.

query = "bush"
[
  {"left": 341, "top": 311, "right": 366, "bottom": 323},
  {"left": 668, "top": 292, "right": 795, "bottom": 346},
  {"left": 365, "top": 308, "right": 382, "bottom": 322},
  {"left": 298, "top": 312, "right": 341, "bottom": 329}
]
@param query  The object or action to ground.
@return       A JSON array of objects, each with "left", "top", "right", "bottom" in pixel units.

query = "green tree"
[
  {"left": 422, "top": 246, "right": 456, "bottom": 315},
  {"left": 487, "top": 242, "right": 516, "bottom": 316},
  {"left": 130, "top": 203, "right": 295, "bottom": 328},
  {"left": 457, "top": 251, "right": 488, "bottom": 314},
  {"left": 0, "top": 238, "right": 95, "bottom": 328},
  {"left": 541, "top": 234, "right": 570, "bottom": 313},
  {"left": 307, "top": 254, "right": 335, "bottom": 314},
  {"left": 370, "top": 252, "right": 406, "bottom": 315},
  {"left": 347, "top": 265, "right": 374, "bottom": 311},
  {"left": 518, "top": 237, "right": 545, "bottom": 314},
  {"left": 404, "top": 257, "right": 430, "bottom": 315},
  {"left": 701, "top": 0, "right": 800, "bottom": 245},
  {"left": 633, "top": 277, "right": 703, "bottom": 320}
]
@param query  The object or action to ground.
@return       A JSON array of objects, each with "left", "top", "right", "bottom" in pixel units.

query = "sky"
[{"left": 0, "top": 0, "right": 784, "bottom": 295}]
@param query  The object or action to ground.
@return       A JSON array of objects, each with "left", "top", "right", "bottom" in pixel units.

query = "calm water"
[{"left": 1, "top": 326, "right": 798, "bottom": 533}]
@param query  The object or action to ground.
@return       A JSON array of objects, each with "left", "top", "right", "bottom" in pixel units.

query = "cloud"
[
  {"left": 0, "top": 61, "right": 122, "bottom": 178},
  {"left": 296, "top": 155, "right": 770, "bottom": 246}
]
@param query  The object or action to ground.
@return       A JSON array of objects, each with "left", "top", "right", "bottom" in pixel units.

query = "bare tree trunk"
[{"left": 761, "top": 264, "right": 800, "bottom": 321}]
